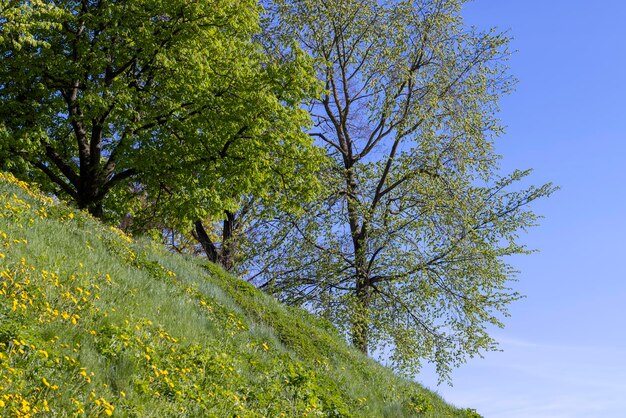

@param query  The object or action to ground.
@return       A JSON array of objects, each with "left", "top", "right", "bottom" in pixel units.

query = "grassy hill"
[{"left": 0, "top": 172, "right": 478, "bottom": 417}]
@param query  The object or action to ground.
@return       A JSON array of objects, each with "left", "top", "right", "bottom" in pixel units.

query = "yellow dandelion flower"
[{"left": 21, "top": 399, "right": 30, "bottom": 412}]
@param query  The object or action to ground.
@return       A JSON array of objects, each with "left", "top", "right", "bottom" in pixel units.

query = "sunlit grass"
[{"left": 0, "top": 172, "right": 478, "bottom": 417}]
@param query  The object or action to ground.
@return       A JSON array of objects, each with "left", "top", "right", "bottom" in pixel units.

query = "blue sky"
[{"left": 417, "top": 1, "right": 626, "bottom": 417}]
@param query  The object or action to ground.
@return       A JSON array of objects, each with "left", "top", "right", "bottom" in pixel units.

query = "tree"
[
  {"left": 138, "top": 133, "right": 325, "bottom": 272},
  {"left": 0, "top": 0, "right": 321, "bottom": 226},
  {"left": 248, "top": 0, "right": 556, "bottom": 380}
]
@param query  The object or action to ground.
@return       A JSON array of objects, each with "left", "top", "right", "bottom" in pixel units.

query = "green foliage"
[
  {"left": 462, "top": 408, "right": 483, "bottom": 418},
  {"left": 247, "top": 0, "right": 557, "bottom": 381},
  {"left": 0, "top": 0, "right": 323, "bottom": 223},
  {"left": 0, "top": 173, "right": 478, "bottom": 416}
]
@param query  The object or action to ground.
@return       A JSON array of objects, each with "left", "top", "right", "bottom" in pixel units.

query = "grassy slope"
[{"left": 0, "top": 173, "right": 478, "bottom": 418}]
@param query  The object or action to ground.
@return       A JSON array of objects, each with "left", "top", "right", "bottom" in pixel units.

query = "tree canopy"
[
  {"left": 0, "top": 0, "right": 322, "bottom": 224},
  {"left": 246, "top": 0, "right": 556, "bottom": 380}
]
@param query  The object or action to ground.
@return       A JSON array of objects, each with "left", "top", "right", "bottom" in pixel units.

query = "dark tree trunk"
[
  {"left": 88, "top": 202, "right": 104, "bottom": 218},
  {"left": 352, "top": 277, "right": 372, "bottom": 354},
  {"left": 77, "top": 177, "right": 104, "bottom": 218},
  {"left": 219, "top": 210, "right": 237, "bottom": 271},
  {"left": 193, "top": 212, "right": 238, "bottom": 272},
  {"left": 344, "top": 165, "right": 373, "bottom": 355},
  {"left": 351, "top": 238, "right": 372, "bottom": 355},
  {"left": 194, "top": 219, "right": 219, "bottom": 264}
]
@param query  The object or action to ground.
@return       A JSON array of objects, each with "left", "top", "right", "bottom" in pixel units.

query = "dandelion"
[
  {"left": 79, "top": 368, "right": 92, "bottom": 383},
  {"left": 21, "top": 399, "right": 30, "bottom": 413}
]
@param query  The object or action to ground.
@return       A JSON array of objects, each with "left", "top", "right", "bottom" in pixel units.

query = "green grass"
[{"left": 0, "top": 172, "right": 479, "bottom": 417}]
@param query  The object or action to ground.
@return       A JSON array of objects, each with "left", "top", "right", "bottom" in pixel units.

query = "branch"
[
  {"left": 194, "top": 219, "right": 219, "bottom": 263},
  {"left": 33, "top": 162, "right": 79, "bottom": 201},
  {"left": 44, "top": 144, "right": 80, "bottom": 188},
  {"left": 96, "top": 168, "right": 137, "bottom": 201}
]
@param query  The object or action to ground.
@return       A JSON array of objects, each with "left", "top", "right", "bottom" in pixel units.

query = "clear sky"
[{"left": 417, "top": 1, "right": 626, "bottom": 417}]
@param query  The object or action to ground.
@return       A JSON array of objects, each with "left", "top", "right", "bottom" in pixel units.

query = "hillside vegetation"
[{"left": 0, "top": 173, "right": 478, "bottom": 417}]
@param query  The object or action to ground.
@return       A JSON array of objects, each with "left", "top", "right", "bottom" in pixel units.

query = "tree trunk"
[
  {"left": 219, "top": 210, "right": 237, "bottom": 271},
  {"left": 344, "top": 166, "right": 372, "bottom": 354},
  {"left": 194, "top": 215, "right": 238, "bottom": 271},
  {"left": 352, "top": 269, "right": 372, "bottom": 354},
  {"left": 77, "top": 179, "right": 105, "bottom": 218},
  {"left": 194, "top": 220, "right": 219, "bottom": 264},
  {"left": 88, "top": 202, "right": 104, "bottom": 219}
]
